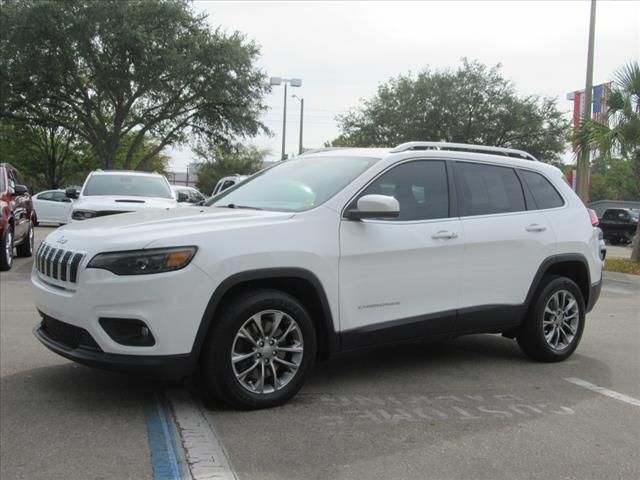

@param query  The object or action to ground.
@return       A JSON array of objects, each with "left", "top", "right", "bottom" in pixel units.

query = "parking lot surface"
[{"left": 1, "top": 227, "right": 638, "bottom": 479}]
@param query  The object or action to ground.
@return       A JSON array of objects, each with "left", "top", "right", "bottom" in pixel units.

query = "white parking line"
[
  {"left": 165, "top": 389, "right": 238, "bottom": 480},
  {"left": 564, "top": 377, "right": 640, "bottom": 408}
]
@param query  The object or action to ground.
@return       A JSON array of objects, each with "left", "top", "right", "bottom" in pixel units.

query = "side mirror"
[
  {"left": 14, "top": 184, "right": 29, "bottom": 196},
  {"left": 62, "top": 197, "right": 72, "bottom": 203},
  {"left": 345, "top": 194, "right": 400, "bottom": 220},
  {"left": 65, "top": 188, "right": 79, "bottom": 199},
  {"left": 177, "top": 192, "right": 189, "bottom": 203}
]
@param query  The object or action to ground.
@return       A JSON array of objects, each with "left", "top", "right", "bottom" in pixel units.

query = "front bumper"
[
  {"left": 31, "top": 259, "right": 216, "bottom": 357},
  {"left": 34, "top": 315, "right": 195, "bottom": 380}
]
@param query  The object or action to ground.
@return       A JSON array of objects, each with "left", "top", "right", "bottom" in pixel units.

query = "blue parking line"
[{"left": 144, "top": 395, "right": 183, "bottom": 480}]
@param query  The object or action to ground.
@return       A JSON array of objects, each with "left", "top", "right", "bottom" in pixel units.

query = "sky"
[{"left": 168, "top": 0, "right": 640, "bottom": 171}]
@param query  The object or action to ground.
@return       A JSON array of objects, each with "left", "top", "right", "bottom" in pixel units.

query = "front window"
[
  {"left": 206, "top": 156, "right": 380, "bottom": 212},
  {"left": 83, "top": 174, "right": 173, "bottom": 198}
]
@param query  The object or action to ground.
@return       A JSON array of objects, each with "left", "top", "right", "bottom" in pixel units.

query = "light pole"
[
  {"left": 576, "top": 0, "right": 597, "bottom": 202},
  {"left": 270, "top": 77, "right": 302, "bottom": 161},
  {"left": 292, "top": 94, "right": 304, "bottom": 155}
]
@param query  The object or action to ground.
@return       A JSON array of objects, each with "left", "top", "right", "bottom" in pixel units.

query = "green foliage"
[
  {"left": 574, "top": 61, "right": 640, "bottom": 178},
  {"left": 574, "top": 61, "right": 640, "bottom": 261},
  {"left": 194, "top": 143, "right": 268, "bottom": 195},
  {"left": 1, "top": 0, "right": 269, "bottom": 169},
  {"left": 329, "top": 59, "right": 570, "bottom": 163},
  {"left": 1, "top": 119, "right": 171, "bottom": 191},
  {"left": 589, "top": 157, "right": 640, "bottom": 202},
  {"left": 0, "top": 120, "right": 91, "bottom": 191}
]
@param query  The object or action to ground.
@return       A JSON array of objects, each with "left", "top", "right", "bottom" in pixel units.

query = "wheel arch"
[
  {"left": 525, "top": 254, "right": 591, "bottom": 312},
  {"left": 192, "top": 268, "right": 339, "bottom": 361}
]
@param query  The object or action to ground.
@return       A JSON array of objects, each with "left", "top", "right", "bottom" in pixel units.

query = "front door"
[{"left": 339, "top": 159, "right": 463, "bottom": 349}]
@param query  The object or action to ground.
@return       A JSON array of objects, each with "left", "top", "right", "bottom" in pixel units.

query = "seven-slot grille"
[{"left": 35, "top": 243, "right": 85, "bottom": 283}]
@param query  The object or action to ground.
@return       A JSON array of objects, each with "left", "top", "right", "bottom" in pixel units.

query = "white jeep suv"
[
  {"left": 32, "top": 142, "right": 604, "bottom": 409},
  {"left": 66, "top": 170, "right": 178, "bottom": 221}
]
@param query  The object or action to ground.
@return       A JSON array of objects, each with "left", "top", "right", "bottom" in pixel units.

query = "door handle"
[
  {"left": 525, "top": 224, "right": 547, "bottom": 232},
  {"left": 431, "top": 230, "right": 458, "bottom": 240}
]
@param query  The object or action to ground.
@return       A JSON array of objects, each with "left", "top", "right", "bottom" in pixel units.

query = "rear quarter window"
[{"left": 520, "top": 170, "right": 564, "bottom": 210}]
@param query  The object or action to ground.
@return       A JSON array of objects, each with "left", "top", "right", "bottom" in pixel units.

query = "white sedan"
[{"left": 32, "top": 190, "right": 73, "bottom": 225}]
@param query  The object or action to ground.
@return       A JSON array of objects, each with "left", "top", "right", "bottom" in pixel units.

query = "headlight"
[
  {"left": 72, "top": 209, "right": 97, "bottom": 220},
  {"left": 87, "top": 247, "right": 198, "bottom": 275}
]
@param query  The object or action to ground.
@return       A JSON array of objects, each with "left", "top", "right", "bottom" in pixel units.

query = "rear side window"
[
  {"left": 52, "top": 192, "right": 67, "bottom": 202},
  {"left": 456, "top": 162, "right": 525, "bottom": 216},
  {"left": 520, "top": 170, "right": 564, "bottom": 209}
]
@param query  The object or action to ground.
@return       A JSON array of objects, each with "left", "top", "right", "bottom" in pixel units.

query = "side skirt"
[{"left": 340, "top": 304, "right": 525, "bottom": 352}]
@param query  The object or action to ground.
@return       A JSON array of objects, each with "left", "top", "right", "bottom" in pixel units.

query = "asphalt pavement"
[{"left": 1, "top": 226, "right": 638, "bottom": 480}]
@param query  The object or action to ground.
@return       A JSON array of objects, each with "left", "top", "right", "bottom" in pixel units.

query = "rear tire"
[
  {"left": 517, "top": 275, "right": 585, "bottom": 362},
  {"left": 200, "top": 289, "right": 317, "bottom": 409},
  {"left": 16, "top": 221, "right": 34, "bottom": 257}
]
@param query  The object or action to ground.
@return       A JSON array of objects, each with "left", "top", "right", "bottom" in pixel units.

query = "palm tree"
[{"left": 575, "top": 61, "right": 640, "bottom": 262}]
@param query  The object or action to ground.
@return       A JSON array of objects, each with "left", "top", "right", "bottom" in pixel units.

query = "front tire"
[
  {"left": 16, "top": 221, "right": 34, "bottom": 257},
  {"left": 201, "top": 289, "right": 317, "bottom": 409},
  {"left": 0, "top": 227, "right": 13, "bottom": 271},
  {"left": 517, "top": 275, "right": 585, "bottom": 362}
]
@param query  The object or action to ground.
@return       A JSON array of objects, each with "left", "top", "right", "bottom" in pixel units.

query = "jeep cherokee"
[{"left": 31, "top": 142, "right": 604, "bottom": 409}]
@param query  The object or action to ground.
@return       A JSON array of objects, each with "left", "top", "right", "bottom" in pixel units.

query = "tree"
[
  {"left": 0, "top": 120, "right": 89, "bottom": 191},
  {"left": 574, "top": 61, "right": 640, "bottom": 262},
  {"left": 194, "top": 142, "right": 268, "bottom": 195},
  {"left": 1, "top": 0, "right": 269, "bottom": 170},
  {"left": 328, "top": 59, "right": 569, "bottom": 163}
]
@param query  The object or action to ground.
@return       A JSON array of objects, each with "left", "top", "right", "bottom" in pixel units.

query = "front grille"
[
  {"left": 35, "top": 242, "right": 85, "bottom": 284},
  {"left": 41, "top": 315, "right": 102, "bottom": 352}
]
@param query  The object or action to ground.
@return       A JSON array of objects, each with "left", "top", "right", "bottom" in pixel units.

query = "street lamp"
[
  {"left": 270, "top": 77, "right": 302, "bottom": 160},
  {"left": 292, "top": 94, "right": 304, "bottom": 155}
]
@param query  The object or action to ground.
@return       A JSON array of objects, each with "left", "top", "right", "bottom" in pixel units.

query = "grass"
[{"left": 604, "top": 258, "right": 640, "bottom": 275}]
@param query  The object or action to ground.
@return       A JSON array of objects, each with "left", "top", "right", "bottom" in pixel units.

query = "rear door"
[
  {"left": 453, "top": 161, "right": 556, "bottom": 331},
  {"left": 339, "top": 159, "right": 463, "bottom": 348}
]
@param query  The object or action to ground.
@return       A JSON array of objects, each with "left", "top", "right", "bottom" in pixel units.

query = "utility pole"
[
  {"left": 281, "top": 82, "right": 288, "bottom": 161},
  {"left": 293, "top": 95, "right": 304, "bottom": 155},
  {"left": 577, "top": 0, "right": 597, "bottom": 202}
]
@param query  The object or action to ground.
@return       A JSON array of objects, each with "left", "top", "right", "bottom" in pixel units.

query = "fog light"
[{"left": 99, "top": 318, "right": 155, "bottom": 346}]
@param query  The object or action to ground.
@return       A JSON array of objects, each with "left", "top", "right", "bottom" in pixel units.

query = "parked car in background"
[
  {"left": 66, "top": 170, "right": 179, "bottom": 221},
  {"left": 172, "top": 186, "right": 206, "bottom": 205},
  {"left": 0, "top": 163, "right": 35, "bottom": 271},
  {"left": 211, "top": 175, "right": 247, "bottom": 196},
  {"left": 599, "top": 208, "right": 639, "bottom": 245},
  {"left": 32, "top": 189, "right": 73, "bottom": 225}
]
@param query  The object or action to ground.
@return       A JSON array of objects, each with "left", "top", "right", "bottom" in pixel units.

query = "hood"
[
  {"left": 44, "top": 207, "right": 295, "bottom": 253},
  {"left": 74, "top": 195, "right": 178, "bottom": 212}
]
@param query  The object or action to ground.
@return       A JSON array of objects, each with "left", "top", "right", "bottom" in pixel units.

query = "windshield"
[
  {"left": 206, "top": 156, "right": 380, "bottom": 212},
  {"left": 83, "top": 174, "right": 173, "bottom": 198}
]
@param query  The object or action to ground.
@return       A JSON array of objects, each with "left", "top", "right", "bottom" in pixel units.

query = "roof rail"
[{"left": 390, "top": 141, "right": 538, "bottom": 161}]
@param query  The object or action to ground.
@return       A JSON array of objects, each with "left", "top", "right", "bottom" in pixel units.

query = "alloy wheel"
[
  {"left": 231, "top": 309, "right": 304, "bottom": 395},
  {"left": 4, "top": 230, "right": 13, "bottom": 268},
  {"left": 542, "top": 289, "right": 579, "bottom": 351}
]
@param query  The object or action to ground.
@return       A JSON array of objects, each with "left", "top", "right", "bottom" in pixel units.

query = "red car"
[{"left": 0, "top": 163, "right": 35, "bottom": 271}]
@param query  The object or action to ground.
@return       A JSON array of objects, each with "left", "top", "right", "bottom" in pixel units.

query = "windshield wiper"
[{"left": 216, "top": 203, "right": 263, "bottom": 210}]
